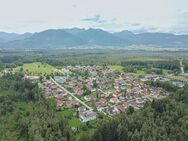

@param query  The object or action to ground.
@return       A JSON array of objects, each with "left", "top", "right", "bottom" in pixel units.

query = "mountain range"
[{"left": 0, "top": 28, "right": 188, "bottom": 48}]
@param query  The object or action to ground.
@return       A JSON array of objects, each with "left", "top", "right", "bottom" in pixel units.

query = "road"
[
  {"left": 180, "top": 59, "right": 184, "bottom": 74},
  {"left": 98, "top": 89, "right": 108, "bottom": 95},
  {"left": 50, "top": 77, "right": 93, "bottom": 110}
]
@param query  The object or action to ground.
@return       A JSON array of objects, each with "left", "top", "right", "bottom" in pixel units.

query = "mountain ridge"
[{"left": 0, "top": 28, "right": 188, "bottom": 48}]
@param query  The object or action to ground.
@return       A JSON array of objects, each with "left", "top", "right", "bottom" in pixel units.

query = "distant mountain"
[
  {"left": 0, "top": 28, "right": 188, "bottom": 48},
  {"left": 135, "top": 33, "right": 188, "bottom": 47},
  {"left": 4, "top": 29, "right": 84, "bottom": 48},
  {"left": 0, "top": 32, "right": 32, "bottom": 43},
  {"left": 113, "top": 30, "right": 137, "bottom": 44},
  {"left": 114, "top": 31, "right": 188, "bottom": 47},
  {"left": 65, "top": 28, "right": 126, "bottom": 46}
]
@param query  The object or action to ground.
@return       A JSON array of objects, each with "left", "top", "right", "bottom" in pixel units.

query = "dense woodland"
[
  {"left": 0, "top": 49, "right": 187, "bottom": 68},
  {"left": 0, "top": 73, "right": 73, "bottom": 141}
]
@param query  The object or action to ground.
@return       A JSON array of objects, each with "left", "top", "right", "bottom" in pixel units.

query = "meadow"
[{"left": 14, "top": 62, "right": 54, "bottom": 75}]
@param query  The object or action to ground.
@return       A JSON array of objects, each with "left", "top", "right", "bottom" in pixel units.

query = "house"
[
  {"left": 136, "top": 98, "right": 143, "bottom": 104},
  {"left": 54, "top": 76, "right": 66, "bottom": 84},
  {"left": 56, "top": 94, "right": 64, "bottom": 101},
  {"left": 72, "top": 99, "right": 80, "bottom": 106},
  {"left": 84, "top": 95, "right": 93, "bottom": 101},
  {"left": 117, "top": 105, "right": 125, "bottom": 113},
  {"left": 180, "top": 73, "right": 188, "bottom": 78},
  {"left": 106, "top": 106, "right": 120, "bottom": 115},
  {"left": 25, "top": 75, "right": 39, "bottom": 80},
  {"left": 66, "top": 103, "right": 72, "bottom": 109},
  {"left": 78, "top": 106, "right": 87, "bottom": 112},
  {"left": 172, "top": 81, "right": 185, "bottom": 88},
  {"left": 112, "top": 91, "right": 121, "bottom": 98},
  {"left": 110, "top": 98, "right": 120, "bottom": 104},
  {"left": 79, "top": 111, "right": 97, "bottom": 122},
  {"left": 56, "top": 100, "right": 64, "bottom": 107},
  {"left": 122, "top": 102, "right": 129, "bottom": 109},
  {"left": 95, "top": 98, "right": 107, "bottom": 109}
]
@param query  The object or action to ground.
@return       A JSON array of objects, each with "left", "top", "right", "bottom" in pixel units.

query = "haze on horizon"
[{"left": 0, "top": 0, "right": 188, "bottom": 34}]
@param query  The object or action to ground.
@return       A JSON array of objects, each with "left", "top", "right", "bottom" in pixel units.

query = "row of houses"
[{"left": 40, "top": 79, "right": 97, "bottom": 122}]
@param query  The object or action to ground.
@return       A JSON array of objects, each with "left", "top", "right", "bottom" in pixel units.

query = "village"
[{"left": 37, "top": 65, "right": 172, "bottom": 122}]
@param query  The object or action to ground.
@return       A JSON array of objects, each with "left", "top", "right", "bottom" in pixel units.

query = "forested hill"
[
  {"left": 0, "top": 73, "right": 73, "bottom": 141},
  {"left": 80, "top": 81, "right": 188, "bottom": 141},
  {"left": 0, "top": 28, "right": 188, "bottom": 48}
]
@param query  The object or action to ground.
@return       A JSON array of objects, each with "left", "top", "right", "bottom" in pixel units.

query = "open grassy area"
[
  {"left": 0, "top": 90, "right": 11, "bottom": 97},
  {"left": 69, "top": 117, "right": 81, "bottom": 128},
  {"left": 166, "top": 75, "right": 188, "bottom": 82},
  {"left": 59, "top": 109, "right": 73, "bottom": 118},
  {"left": 130, "top": 70, "right": 146, "bottom": 76},
  {"left": 109, "top": 65, "right": 124, "bottom": 72},
  {"left": 14, "top": 62, "right": 54, "bottom": 75},
  {"left": 58, "top": 109, "right": 81, "bottom": 128}
]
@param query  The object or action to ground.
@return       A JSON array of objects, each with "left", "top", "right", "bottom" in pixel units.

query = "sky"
[{"left": 0, "top": 0, "right": 188, "bottom": 34}]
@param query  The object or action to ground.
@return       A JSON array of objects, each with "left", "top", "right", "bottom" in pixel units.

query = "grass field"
[
  {"left": 166, "top": 75, "right": 188, "bottom": 82},
  {"left": 59, "top": 109, "right": 73, "bottom": 118},
  {"left": 130, "top": 70, "right": 146, "bottom": 76},
  {"left": 14, "top": 62, "right": 54, "bottom": 75},
  {"left": 109, "top": 65, "right": 124, "bottom": 72},
  {"left": 0, "top": 90, "right": 11, "bottom": 96},
  {"left": 58, "top": 109, "right": 81, "bottom": 128},
  {"left": 69, "top": 117, "right": 81, "bottom": 127}
]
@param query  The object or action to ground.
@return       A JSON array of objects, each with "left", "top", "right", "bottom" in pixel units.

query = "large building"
[{"left": 79, "top": 110, "right": 97, "bottom": 122}]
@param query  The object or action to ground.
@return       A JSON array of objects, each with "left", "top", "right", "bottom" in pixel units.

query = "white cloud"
[{"left": 0, "top": 0, "right": 187, "bottom": 34}]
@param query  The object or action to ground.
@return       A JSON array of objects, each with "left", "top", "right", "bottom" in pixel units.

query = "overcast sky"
[{"left": 0, "top": 0, "right": 188, "bottom": 34}]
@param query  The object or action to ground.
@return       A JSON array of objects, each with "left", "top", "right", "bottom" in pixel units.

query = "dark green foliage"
[
  {"left": 121, "top": 60, "right": 179, "bottom": 71},
  {"left": 0, "top": 73, "right": 73, "bottom": 141}
]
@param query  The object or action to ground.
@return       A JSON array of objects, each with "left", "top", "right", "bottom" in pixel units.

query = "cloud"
[
  {"left": 167, "top": 10, "right": 188, "bottom": 34},
  {"left": 132, "top": 27, "right": 158, "bottom": 34},
  {"left": 0, "top": 0, "right": 187, "bottom": 34},
  {"left": 72, "top": 4, "right": 77, "bottom": 8},
  {"left": 82, "top": 15, "right": 106, "bottom": 23},
  {"left": 131, "top": 23, "right": 141, "bottom": 26}
]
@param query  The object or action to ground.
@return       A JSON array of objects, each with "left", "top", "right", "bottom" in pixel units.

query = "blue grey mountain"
[{"left": 0, "top": 28, "right": 188, "bottom": 48}]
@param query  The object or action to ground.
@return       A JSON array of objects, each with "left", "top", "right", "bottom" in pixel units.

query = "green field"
[
  {"left": 130, "top": 70, "right": 146, "bottom": 76},
  {"left": 166, "top": 75, "right": 188, "bottom": 82},
  {"left": 69, "top": 117, "right": 81, "bottom": 127},
  {"left": 58, "top": 109, "right": 81, "bottom": 127},
  {"left": 109, "top": 65, "right": 124, "bottom": 72},
  {"left": 14, "top": 62, "right": 54, "bottom": 75},
  {"left": 0, "top": 90, "right": 11, "bottom": 97}
]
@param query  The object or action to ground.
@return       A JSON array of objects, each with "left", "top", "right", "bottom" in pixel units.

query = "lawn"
[
  {"left": 14, "top": 62, "right": 54, "bottom": 75},
  {"left": 59, "top": 109, "right": 73, "bottom": 118},
  {"left": 69, "top": 117, "right": 81, "bottom": 128},
  {"left": 166, "top": 75, "right": 188, "bottom": 82},
  {"left": 58, "top": 109, "right": 81, "bottom": 128},
  {"left": 130, "top": 70, "right": 146, "bottom": 76},
  {"left": 109, "top": 65, "right": 124, "bottom": 72},
  {"left": 0, "top": 90, "right": 11, "bottom": 96}
]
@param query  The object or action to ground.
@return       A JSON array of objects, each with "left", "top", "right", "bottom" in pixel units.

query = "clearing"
[{"left": 14, "top": 62, "right": 54, "bottom": 75}]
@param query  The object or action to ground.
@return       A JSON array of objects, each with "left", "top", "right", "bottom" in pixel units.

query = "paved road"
[
  {"left": 180, "top": 59, "right": 184, "bottom": 74},
  {"left": 98, "top": 89, "right": 108, "bottom": 95},
  {"left": 50, "top": 77, "right": 93, "bottom": 110}
]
